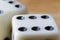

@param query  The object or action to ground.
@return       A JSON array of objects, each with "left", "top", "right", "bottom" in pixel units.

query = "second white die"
[{"left": 12, "top": 14, "right": 59, "bottom": 40}]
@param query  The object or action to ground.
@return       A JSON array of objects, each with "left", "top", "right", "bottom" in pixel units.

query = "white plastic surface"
[
  {"left": 0, "top": 0, "right": 27, "bottom": 40},
  {"left": 12, "top": 14, "right": 59, "bottom": 40}
]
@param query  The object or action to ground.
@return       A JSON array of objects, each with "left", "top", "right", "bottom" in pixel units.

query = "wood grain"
[{"left": 17, "top": 0, "right": 60, "bottom": 29}]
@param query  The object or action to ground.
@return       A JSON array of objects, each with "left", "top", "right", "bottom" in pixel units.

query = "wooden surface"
[{"left": 17, "top": 0, "right": 60, "bottom": 29}]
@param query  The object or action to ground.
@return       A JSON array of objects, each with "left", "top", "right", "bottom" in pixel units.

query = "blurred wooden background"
[{"left": 17, "top": 0, "right": 60, "bottom": 29}]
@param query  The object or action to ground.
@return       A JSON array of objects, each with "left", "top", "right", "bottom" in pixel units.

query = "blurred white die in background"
[{"left": 0, "top": 0, "right": 27, "bottom": 40}]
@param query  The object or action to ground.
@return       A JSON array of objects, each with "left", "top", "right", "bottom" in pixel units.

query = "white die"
[
  {"left": 0, "top": 0, "right": 27, "bottom": 40},
  {"left": 12, "top": 14, "right": 59, "bottom": 40}
]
